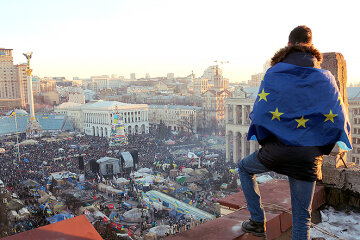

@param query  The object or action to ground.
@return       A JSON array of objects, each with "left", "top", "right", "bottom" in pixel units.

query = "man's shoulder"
[{"left": 268, "top": 62, "right": 332, "bottom": 80}]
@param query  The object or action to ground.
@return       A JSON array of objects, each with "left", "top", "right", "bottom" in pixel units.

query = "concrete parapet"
[
  {"left": 320, "top": 52, "right": 350, "bottom": 169},
  {"left": 320, "top": 52, "right": 360, "bottom": 197}
]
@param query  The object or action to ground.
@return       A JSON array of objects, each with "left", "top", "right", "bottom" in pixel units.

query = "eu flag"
[{"left": 248, "top": 62, "right": 352, "bottom": 150}]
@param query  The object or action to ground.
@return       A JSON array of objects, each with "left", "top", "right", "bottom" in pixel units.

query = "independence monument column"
[{"left": 23, "top": 52, "right": 42, "bottom": 138}]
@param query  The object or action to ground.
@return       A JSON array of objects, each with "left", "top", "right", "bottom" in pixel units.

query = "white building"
[
  {"left": 127, "top": 86, "right": 154, "bottom": 94},
  {"left": 347, "top": 87, "right": 360, "bottom": 165},
  {"left": 130, "top": 73, "right": 136, "bottom": 80},
  {"left": 68, "top": 92, "right": 85, "bottom": 104},
  {"left": 248, "top": 60, "right": 271, "bottom": 87},
  {"left": 90, "top": 75, "right": 110, "bottom": 91},
  {"left": 201, "top": 65, "right": 222, "bottom": 83},
  {"left": 149, "top": 105, "right": 201, "bottom": 133},
  {"left": 54, "top": 102, "right": 83, "bottom": 130},
  {"left": 225, "top": 87, "right": 260, "bottom": 162},
  {"left": 193, "top": 78, "right": 209, "bottom": 95},
  {"left": 55, "top": 100, "right": 149, "bottom": 137}
]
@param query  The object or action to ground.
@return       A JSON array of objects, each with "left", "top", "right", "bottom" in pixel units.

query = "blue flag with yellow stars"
[{"left": 248, "top": 62, "right": 352, "bottom": 150}]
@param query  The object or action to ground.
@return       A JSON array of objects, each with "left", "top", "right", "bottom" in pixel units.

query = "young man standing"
[{"left": 238, "top": 26, "right": 351, "bottom": 239}]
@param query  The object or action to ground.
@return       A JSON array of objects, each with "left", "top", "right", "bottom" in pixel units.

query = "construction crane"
[{"left": 214, "top": 60, "right": 229, "bottom": 76}]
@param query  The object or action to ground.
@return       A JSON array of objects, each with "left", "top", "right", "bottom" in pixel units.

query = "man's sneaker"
[{"left": 242, "top": 219, "right": 266, "bottom": 237}]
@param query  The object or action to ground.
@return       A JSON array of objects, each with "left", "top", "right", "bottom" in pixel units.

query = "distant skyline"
[{"left": 2, "top": 0, "right": 360, "bottom": 84}]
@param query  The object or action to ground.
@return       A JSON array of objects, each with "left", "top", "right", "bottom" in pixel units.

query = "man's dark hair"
[{"left": 289, "top": 25, "right": 312, "bottom": 45}]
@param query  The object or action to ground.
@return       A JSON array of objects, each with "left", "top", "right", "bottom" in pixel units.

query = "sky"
[{"left": 2, "top": 0, "right": 360, "bottom": 84}]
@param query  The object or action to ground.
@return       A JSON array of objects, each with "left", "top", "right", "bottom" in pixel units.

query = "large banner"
[{"left": 109, "top": 110, "right": 128, "bottom": 146}]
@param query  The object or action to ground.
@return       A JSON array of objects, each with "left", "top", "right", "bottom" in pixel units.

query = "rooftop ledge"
[{"left": 166, "top": 179, "right": 326, "bottom": 240}]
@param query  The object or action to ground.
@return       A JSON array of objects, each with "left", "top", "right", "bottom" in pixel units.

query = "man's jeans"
[{"left": 238, "top": 151, "right": 316, "bottom": 240}]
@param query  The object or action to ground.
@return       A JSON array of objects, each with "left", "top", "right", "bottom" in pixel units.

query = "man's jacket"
[
  {"left": 248, "top": 62, "right": 351, "bottom": 150},
  {"left": 247, "top": 45, "right": 352, "bottom": 181}
]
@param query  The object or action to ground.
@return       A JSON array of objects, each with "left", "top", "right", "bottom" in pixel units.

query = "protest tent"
[
  {"left": 115, "top": 177, "right": 129, "bottom": 185},
  {"left": 121, "top": 202, "right": 132, "bottom": 210},
  {"left": 137, "top": 167, "right": 153, "bottom": 174},
  {"left": 93, "top": 211, "right": 110, "bottom": 221},
  {"left": 192, "top": 168, "right": 209, "bottom": 177},
  {"left": 123, "top": 208, "right": 149, "bottom": 222},
  {"left": 169, "top": 209, "right": 184, "bottom": 220},
  {"left": 96, "top": 157, "right": 121, "bottom": 176},
  {"left": 18, "top": 207, "right": 31, "bottom": 219},
  {"left": 188, "top": 183, "right": 201, "bottom": 191},
  {"left": 77, "top": 205, "right": 99, "bottom": 216},
  {"left": 181, "top": 168, "right": 194, "bottom": 174},
  {"left": 97, "top": 183, "right": 108, "bottom": 192},
  {"left": 106, "top": 187, "right": 123, "bottom": 195},
  {"left": 187, "top": 152, "right": 199, "bottom": 159},
  {"left": 16, "top": 139, "right": 39, "bottom": 146},
  {"left": 204, "top": 153, "right": 219, "bottom": 159},
  {"left": 37, "top": 193, "right": 51, "bottom": 204},
  {"left": 152, "top": 202, "right": 164, "bottom": 211},
  {"left": 7, "top": 199, "right": 25, "bottom": 210},
  {"left": 52, "top": 201, "right": 67, "bottom": 212},
  {"left": 174, "top": 187, "right": 192, "bottom": 195},
  {"left": 23, "top": 179, "right": 39, "bottom": 188},
  {"left": 149, "top": 225, "right": 171, "bottom": 237},
  {"left": 175, "top": 176, "right": 187, "bottom": 184},
  {"left": 46, "top": 214, "right": 74, "bottom": 224},
  {"left": 8, "top": 210, "right": 20, "bottom": 221},
  {"left": 165, "top": 140, "right": 176, "bottom": 145},
  {"left": 184, "top": 176, "right": 199, "bottom": 183}
]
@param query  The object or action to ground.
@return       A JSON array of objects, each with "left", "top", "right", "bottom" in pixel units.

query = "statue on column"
[{"left": 24, "top": 52, "right": 42, "bottom": 138}]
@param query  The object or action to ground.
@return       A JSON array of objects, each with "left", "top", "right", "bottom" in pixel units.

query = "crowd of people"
[{"left": 0, "top": 129, "right": 241, "bottom": 239}]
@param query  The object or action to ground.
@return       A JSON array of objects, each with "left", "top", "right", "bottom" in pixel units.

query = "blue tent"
[
  {"left": 76, "top": 183, "right": 85, "bottom": 190},
  {"left": 169, "top": 209, "right": 184, "bottom": 220},
  {"left": 46, "top": 214, "right": 73, "bottom": 224},
  {"left": 174, "top": 187, "right": 191, "bottom": 194},
  {"left": 109, "top": 211, "right": 120, "bottom": 221},
  {"left": 121, "top": 202, "right": 132, "bottom": 209}
]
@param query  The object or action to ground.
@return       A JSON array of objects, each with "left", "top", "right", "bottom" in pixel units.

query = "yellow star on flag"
[
  {"left": 295, "top": 116, "right": 309, "bottom": 128},
  {"left": 270, "top": 108, "right": 284, "bottom": 121},
  {"left": 324, "top": 110, "right": 338, "bottom": 123},
  {"left": 258, "top": 89, "right": 270, "bottom": 102},
  {"left": 338, "top": 96, "right": 344, "bottom": 106}
]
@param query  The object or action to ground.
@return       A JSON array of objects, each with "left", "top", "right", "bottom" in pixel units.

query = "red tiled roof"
[{"left": 2, "top": 215, "right": 103, "bottom": 240}]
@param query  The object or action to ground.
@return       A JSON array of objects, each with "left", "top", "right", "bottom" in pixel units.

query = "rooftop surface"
[
  {"left": 149, "top": 105, "right": 202, "bottom": 110},
  {"left": 166, "top": 179, "right": 326, "bottom": 240},
  {"left": 0, "top": 114, "right": 73, "bottom": 135},
  {"left": 1, "top": 215, "right": 103, "bottom": 240}
]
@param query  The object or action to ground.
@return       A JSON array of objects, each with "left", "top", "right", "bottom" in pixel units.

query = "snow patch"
[{"left": 311, "top": 207, "right": 360, "bottom": 239}]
